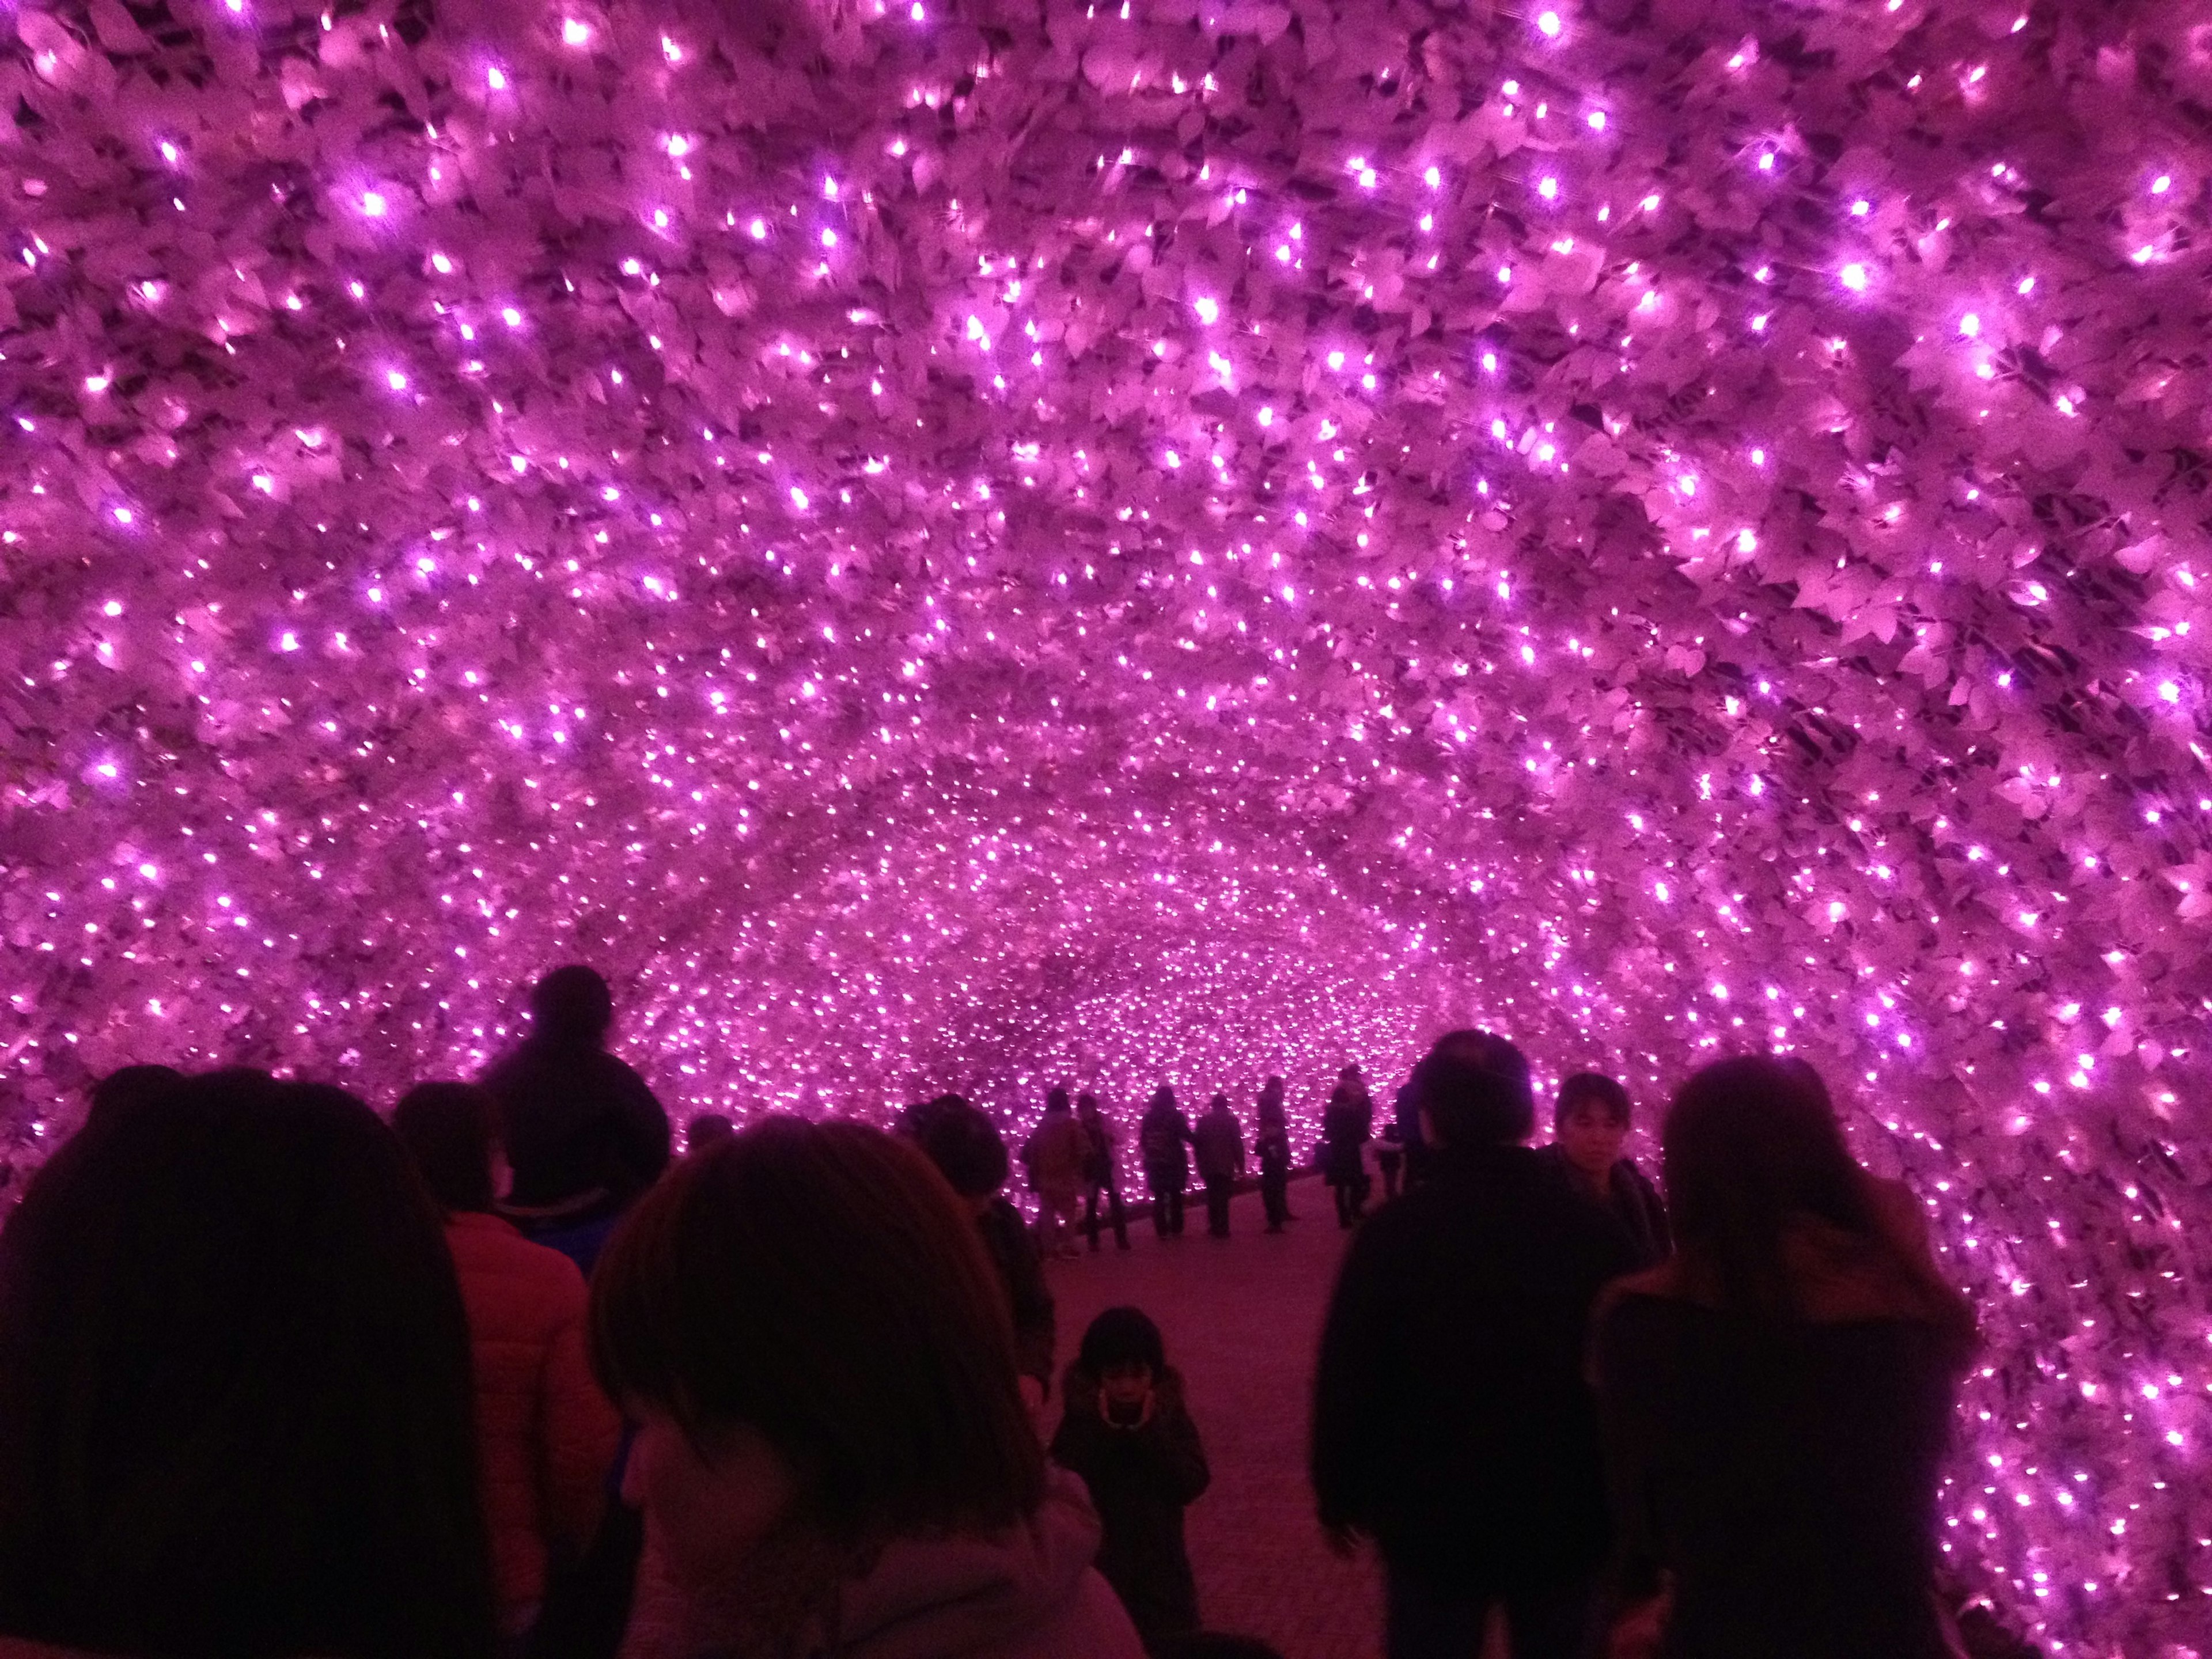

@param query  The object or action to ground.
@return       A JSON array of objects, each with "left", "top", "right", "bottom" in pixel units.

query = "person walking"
[
  {"left": 1024, "top": 1088, "right": 1093, "bottom": 1260},
  {"left": 1138, "top": 1088, "right": 1194, "bottom": 1240},
  {"left": 1255, "top": 1077, "right": 1293, "bottom": 1233},
  {"left": 1191, "top": 1094, "right": 1246, "bottom": 1240},
  {"left": 1079, "top": 1092, "right": 1130, "bottom": 1252},
  {"left": 1312, "top": 1031, "right": 1636, "bottom": 1659},
  {"left": 1317, "top": 1066, "right": 1373, "bottom": 1229}
]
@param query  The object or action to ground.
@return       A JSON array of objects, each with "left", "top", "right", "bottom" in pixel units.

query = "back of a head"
[
  {"left": 1045, "top": 1086, "right": 1070, "bottom": 1114},
  {"left": 1076, "top": 1092, "right": 1101, "bottom": 1117},
  {"left": 1411, "top": 1029, "right": 1535, "bottom": 1148},
  {"left": 902, "top": 1093, "right": 1008, "bottom": 1199},
  {"left": 687, "top": 1112, "right": 736, "bottom": 1153},
  {"left": 392, "top": 1081, "right": 498, "bottom": 1213},
  {"left": 0, "top": 1070, "right": 491, "bottom": 1659},
  {"left": 1077, "top": 1305, "right": 1167, "bottom": 1378},
  {"left": 1207, "top": 1093, "right": 1230, "bottom": 1115},
  {"left": 529, "top": 963, "right": 615, "bottom": 1048},
  {"left": 86, "top": 1063, "right": 185, "bottom": 1128},
  {"left": 1663, "top": 1054, "right": 1876, "bottom": 1316},
  {"left": 1555, "top": 1070, "right": 1633, "bottom": 1129},
  {"left": 592, "top": 1118, "right": 1044, "bottom": 1550},
  {"left": 1148, "top": 1085, "right": 1176, "bottom": 1114}
]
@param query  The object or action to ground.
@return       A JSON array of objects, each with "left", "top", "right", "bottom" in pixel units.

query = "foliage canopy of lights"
[{"left": 2, "top": 0, "right": 2209, "bottom": 1646}]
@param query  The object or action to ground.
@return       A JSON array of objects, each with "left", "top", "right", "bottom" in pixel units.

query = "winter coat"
[
  {"left": 1316, "top": 1094, "right": 1371, "bottom": 1185},
  {"left": 1190, "top": 1111, "right": 1245, "bottom": 1183},
  {"left": 1022, "top": 1111, "right": 1093, "bottom": 1203},
  {"left": 1310, "top": 1142, "right": 1636, "bottom": 1586},
  {"left": 1077, "top": 1113, "right": 1118, "bottom": 1190},
  {"left": 1536, "top": 1143, "right": 1673, "bottom": 1269},
  {"left": 445, "top": 1211, "right": 624, "bottom": 1624},
  {"left": 483, "top": 1036, "right": 671, "bottom": 1210},
  {"left": 616, "top": 1467, "right": 1145, "bottom": 1659},
  {"left": 1135, "top": 1106, "right": 1192, "bottom": 1184},
  {"left": 1051, "top": 1368, "right": 1210, "bottom": 1644},
  {"left": 1255, "top": 1119, "right": 1292, "bottom": 1177},
  {"left": 976, "top": 1198, "right": 1056, "bottom": 1390}
]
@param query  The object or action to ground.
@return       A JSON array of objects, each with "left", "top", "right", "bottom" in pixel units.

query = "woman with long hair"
[
  {"left": 1591, "top": 1055, "right": 1978, "bottom": 1659},
  {"left": 0, "top": 1067, "right": 494, "bottom": 1659},
  {"left": 593, "top": 1116, "right": 1142, "bottom": 1659}
]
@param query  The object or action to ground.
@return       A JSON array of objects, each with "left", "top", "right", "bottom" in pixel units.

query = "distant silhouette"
[
  {"left": 85, "top": 1062, "right": 185, "bottom": 1128},
  {"left": 1023, "top": 1087, "right": 1092, "bottom": 1259},
  {"left": 1592, "top": 1056, "right": 1978, "bottom": 1659},
  {"left": 1254, "top": 1077, "right": 1294, "bottom": 1233},
  {"left": 1078, "top": 1092, "right": 1130, "bottom": 1252},
  {"left": 1137, "top": 1088, "right": 1194, "bottom": 1240},
  {"left": 1317, "top": 1066, "right": 1374, "bottom": 1228},
  {"left": 1191, "top": 1094, "right": 1246, "bottom": 1238},
  {"left": 686, "top": 1112, "right": 736, "bottom": 1154},
  {"left": 393, "top": 1082, "right": 623, "bottom": 1647},
  {"left": 0, "top": 1068, "right": 493, "bottom": 1659},
  {"left": 482, "top": 965, "right": 670, "bottom": 1275}
]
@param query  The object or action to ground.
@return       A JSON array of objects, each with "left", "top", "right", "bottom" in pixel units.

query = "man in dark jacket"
[
  {"left": 1310, "top": 1031, "right": 1634, "bottom": 1659},
  {"left": 482, "top": 965, "right": 671, "bottom": 1274},
  {"left": 1137, "top": 1087, "right": 1194, "bottom": 1240}
]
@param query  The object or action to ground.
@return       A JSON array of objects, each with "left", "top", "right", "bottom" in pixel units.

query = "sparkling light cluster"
[{"left": 2, "top": 0, "right": 2209, "bottom": 1647}]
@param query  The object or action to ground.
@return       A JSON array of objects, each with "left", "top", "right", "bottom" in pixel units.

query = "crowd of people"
[{"left": 0, "top": 963, "right": 1995, "bottom": 1659}]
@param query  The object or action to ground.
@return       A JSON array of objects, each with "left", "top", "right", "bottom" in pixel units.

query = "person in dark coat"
[
  {"left": 481, "top": 965, "right": 670, "bottom": 1276},
  {"left": 1591, "top": 1056, "right": 1978, "bottom": 1659},
  {"left": 1079, "top": 1093, "right": 1130, "bottom": 1252},
  {"left": 1310, "top": 1031, "right": 1635, "bottom": 1659},
  {"left": 1537, "top": 1071, "right": 1671, "bottom": 1269},
  {"left": 1190, "top": 1095, "right": 1245, "bottom": 1240},
  {"left": 1052, "top": 1308, "right": 1210, "bottom": 1653},
  {"left": 903, "top": 1093, "right": 1057, "bottom": 1408},
  {"left": 1316, "top": 1067, "right": 1373, "bottom": 1228},
  {"left": 1137, "top": 1088, "right": 1194, "bottom": 1240},
  {"left": 1253, "top": 1078, "right": 1293, "bottom": 1233}
]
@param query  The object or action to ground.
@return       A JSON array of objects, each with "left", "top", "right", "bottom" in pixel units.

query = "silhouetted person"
[
  {"left": 393, "top": 1082, "right": 623, "bottom": 1649},
  {"left": 686, "top": 1112, "right": 736, "bottom": 1154},
  {"left": 903, "top": 1093, "right": 1056, "bottom": 1409},
  {"left": 1312, "top": 1032, "right": 1634, "bottom": 1659},
  {"left": 1592, "top": 1056, "right": 1978, "bottom": 1659},
  {"left": 1024, "top": 1086, "right": 1092, "bottom": 1259},
  {"left": 1317, "top": 1066, "right": 1373, "bottom": 1228},
  {"left": 1191, "top": 1094, "right": 1245, "bottom": 1239},
  {"left": 1052, "top": 1308, "right": 1211, "bottom": 1652},
  {"left": 1538, "top": 1071, "right": 1670, "bottom": 1269},
  {"left": 1079, "top": 1092, "right": 1130, "bottom": 1252},
  {"left": 482, "top": 965, "right": 670, "bottom": 1275},
  {"left": 0, "top": 1067, "right": 494, "bottom": 1659},
  {"left": 1137, "top": 1087, "right": 1194, "bottom": 1240},
  {"left": 1375, "top": 1123, "right": 1405, "bottom": 1203},
  {"left": 1254, "top": 1078, "right": 1293, "bottom": 1233}
]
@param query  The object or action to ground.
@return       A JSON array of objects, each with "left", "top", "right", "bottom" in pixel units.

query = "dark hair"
[
  {"left": 687, "top": 1112, "right": 736, "bottom": 1152},
  {"left": 86, "top": 1063, "right": 185, "bottom": 1127},
  {"left": 1045, "top": 1086, "right": 1070, "bottom": 1113},
  {"left": 1075, "top": 1092, "right": 1101, "bottom": 1114},
  {"left": 1410, "top": 1029, "right": 1533, "bottom": 1147},
  {"left": 1207, "top": 1093, "right": 1230, "bottom": 1113},
  {"left": 1077, "top": 1306, "right": 1167, "bottom": 1377},
  {"left": 529, "top": 964, "right": 614, "bottom": 1047},
  {"left": 1662, "top": 1055, "right": 1885, "bottom": 1318},
  {"left": 1555, "top": 1071, "right": 1633, "bottom": 1130},
  {"left": 0, "top": 1069, "right": 492, "bottom": 1659},
  {"left": 393, "top": 1081, "right": 498, "bottom": 1213},
  {"left": 591, "top": 1118, "right": 1044, "bottom": 1551},
  {"left": 1147, "top": 1085, "right": 1176, "bottom": 1113},
  {"left": 901, "top": 1093, "right": 1008, "bottom": 1198}
]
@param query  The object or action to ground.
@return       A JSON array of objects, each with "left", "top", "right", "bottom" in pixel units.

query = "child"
[{"left": 1052, "top": 1308, "right": 1211, "bottom": 1652}]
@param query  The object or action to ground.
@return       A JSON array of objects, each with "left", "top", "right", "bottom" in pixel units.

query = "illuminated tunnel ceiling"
[{"left": 1, "top": 0, "right": 2209, "bottom": 1645}]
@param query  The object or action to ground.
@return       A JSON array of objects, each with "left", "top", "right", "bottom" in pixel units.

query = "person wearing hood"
[
  {"left": 597, "top": 1118, "right": 1142, "bottom": 1659},
  {"left": 1051, "top": 1308, "right": 1211, "bottom": 1653},
  {"left": 1190, "top": 1096, "right": 1246, "bottom": 1240},
  {"left": 482, "top": 965, "right": 670, "bottom": 1275}
]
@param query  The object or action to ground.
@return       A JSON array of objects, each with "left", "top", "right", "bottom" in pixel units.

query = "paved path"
[{"left": 1044, "top": 1180, "right": 1389, "bottom": 1659}]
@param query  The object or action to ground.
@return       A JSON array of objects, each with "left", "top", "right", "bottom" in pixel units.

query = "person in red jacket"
[{"left": 395, "top": 1082, "right": 624, "bottom": 1651}]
